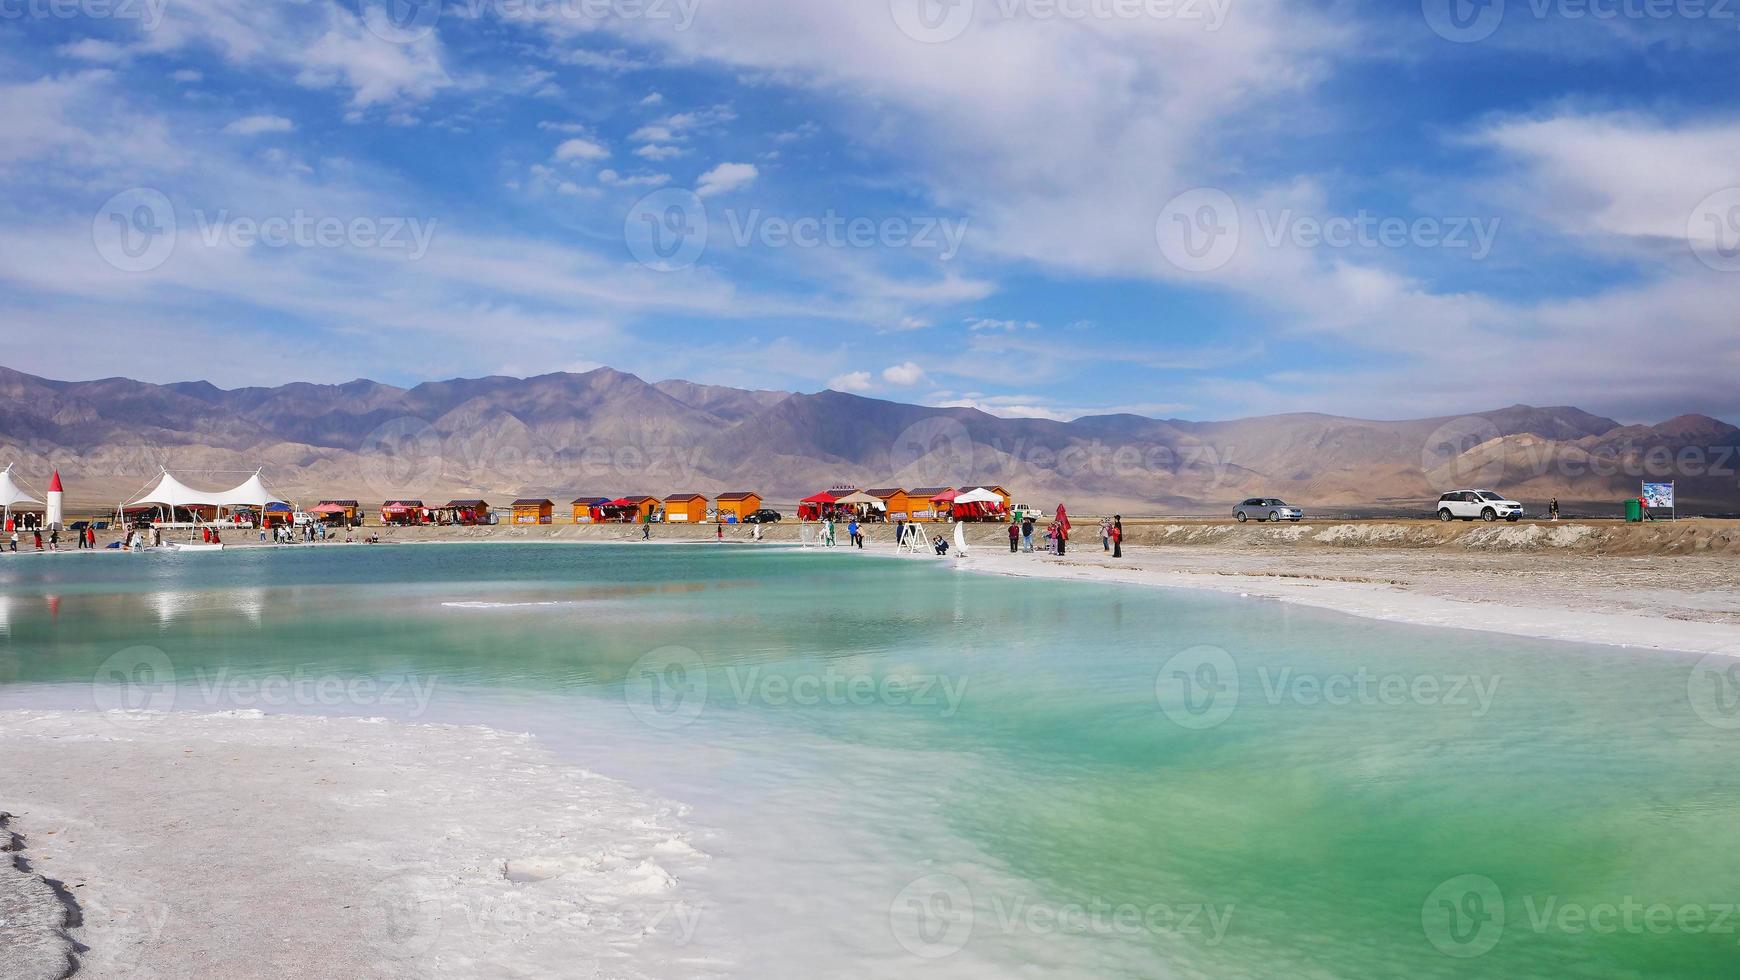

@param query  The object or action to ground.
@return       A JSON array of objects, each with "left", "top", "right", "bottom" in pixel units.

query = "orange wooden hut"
[
  {"left": 907, "top": 487, "right": 955, "bottom": 522},
  {"left": 511, "top": 498, "right": 554, "bottom": 524},
  {"left": 714, "top": 491, "right": 762, "bottom": 523},
  {"left": 864, "top": 488, "right": 911, "bottom": 522},
  {"left": 664, "top": 493, "right": 708, "bottom": 523},
  {"left": 602, "top": 496, "right": 659, "bottom": 522},
  {"left": 571, "top": 496, "right": 610, "bottom": 523}
]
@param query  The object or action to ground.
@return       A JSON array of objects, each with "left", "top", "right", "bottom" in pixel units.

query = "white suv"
[{"left": 1437, "top": 490, "right": 1524, "bottom": 523}]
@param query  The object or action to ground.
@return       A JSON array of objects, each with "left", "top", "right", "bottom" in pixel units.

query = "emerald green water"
[{"left": 2, "top": 543, "right": 1736, "bottom": 977}]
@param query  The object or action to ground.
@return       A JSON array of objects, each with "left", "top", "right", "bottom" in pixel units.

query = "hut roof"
[
  {"left": 864, "top": 488, "right": 905, "bottom": 499},
  {"left": 715, "top": 491, "right": 759, "bottom": 501},
  {"left": 571, "top": 496, "right": 610, "bottom": 505},
  {"left": 664, "top": 492, "right": 707, "bottom": 503},
  {"left": 909, "top": 487, "right": 954, "bottom": 496},
  {"left": 512, "top": 498, "right": 553, "bottom": 506},
  {"left": 446, "top": 499, "right": 489, "bottom": 507}
]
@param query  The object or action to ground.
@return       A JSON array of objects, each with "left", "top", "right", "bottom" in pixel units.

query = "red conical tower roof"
[{"left": 48, "top": 470, "right": 63, "bottom": 492}]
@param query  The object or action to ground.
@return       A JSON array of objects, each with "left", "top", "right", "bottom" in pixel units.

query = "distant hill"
[{"left": 2, "top": 365, "right": 1736, "bottom": 515}]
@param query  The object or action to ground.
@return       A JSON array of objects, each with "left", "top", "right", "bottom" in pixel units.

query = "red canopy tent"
[{"left": 798, "top": 491, "right": 840, "bottom": 522}]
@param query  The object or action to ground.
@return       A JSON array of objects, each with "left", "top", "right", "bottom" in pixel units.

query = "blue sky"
[{"left": 2, "top": 0, "right": 1738, "bottom": 423}]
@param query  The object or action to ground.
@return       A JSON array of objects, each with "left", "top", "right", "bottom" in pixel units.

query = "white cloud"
[
  {"left": 696, "top": 162, "right": 758, "bottom": 198},
  {"left": 829, "top": 371, "right": 874, "bottom": 393},
  {"left": 635, "top": 143, "right": 685, "bottom": 161},
  {"left": 881, "top": 361, "right": 926, "bottom": 386},
  {"left": 223, "top": 114, "right": 295, "bottom": 136},
  {"left": 1472, "top": 113, "right": 1740, "bottom": 244},
  {"left": 640, "top": 92, "right": 664, "bottom": 106},
  {"left": 599, "top": 169, "right": 671, "bottom": 188},
  {"left": 966, "top": 318, "right": 1038, "bottom": 332},
  {"left": 630, "top": 124, "right": 675, "bottom": 143},
  {"left": 538, "top": 121, "right": 590, "bottom": 134},
  {"left": 171, "top": 69, "right": 203, "bottom": 83},
  {"left": 889, "top": 315, "right": 930, "bottom": 332},
  {"left": 554, "top": 137, "right": 609, "bottom": 162}
]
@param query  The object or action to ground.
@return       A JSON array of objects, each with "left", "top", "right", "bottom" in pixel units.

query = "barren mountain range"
[{"left": 2, "top": 365, "right": 1737, "bottom": 515}]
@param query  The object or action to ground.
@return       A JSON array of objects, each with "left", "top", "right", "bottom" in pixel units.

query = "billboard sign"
[{"left": 1642, "top": 482, "right": 1676, "bottom": 509}]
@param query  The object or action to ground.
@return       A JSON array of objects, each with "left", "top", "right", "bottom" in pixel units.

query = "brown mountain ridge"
[{"left": 2, "top": 365, "right": 1736, "bottom": 515}]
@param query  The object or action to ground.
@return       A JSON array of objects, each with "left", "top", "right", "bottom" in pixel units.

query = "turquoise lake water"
[{"left": 2, "top": 543, "right": 1737, "bottom": 977}]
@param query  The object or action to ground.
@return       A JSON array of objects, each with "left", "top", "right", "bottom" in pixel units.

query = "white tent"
[
  {"left": 208, "top": 470, "right": 286, "bottom": 509},
  {"left": 127, "top": 470, "right": 224, "bottom": 511},
  {"left": 953, "top": 487, "right": 1003, "bottom": 505},
  {"left": 835, "top": 490, "right": 886, "bottom": 509},
  {"left": 0, "top": 465, "right": 43, "bottom": 511}
]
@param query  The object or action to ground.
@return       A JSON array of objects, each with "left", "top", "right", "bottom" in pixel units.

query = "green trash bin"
[{"left": 1624, "top": 498, "right": 1642, "bottom": 523}]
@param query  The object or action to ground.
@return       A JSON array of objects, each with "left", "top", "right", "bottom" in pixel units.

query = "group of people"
[
  {"left": 3, "top": 512, "right": 45, "bottom": 532},
  {"left": 2, "top": 521, "right": 99, "bottom": 553},
  {"left": 265, "top": 521, "right": 330, "bottom": 543}
]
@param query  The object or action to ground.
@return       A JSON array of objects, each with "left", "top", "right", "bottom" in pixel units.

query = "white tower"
[{"left": 46, "top": 469, "right": 64, "bottom": 530}]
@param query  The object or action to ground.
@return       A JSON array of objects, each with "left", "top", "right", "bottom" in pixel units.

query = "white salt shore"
[
  {"left": 0, "top": 709, "right": 726, "bottom": 979},
  {"left": 907, "top": 541, "right": 1740, "bottom": 659}
]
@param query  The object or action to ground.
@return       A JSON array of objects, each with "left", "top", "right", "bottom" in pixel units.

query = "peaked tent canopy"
[
  {"left": 208, "top": 470, "right": 287, "bottom": 509},
  {"left": 800, "top": 491, "right": 840, "bottom": 504},
  {"left": 0, "top": 465, "right": 44, "bottom": 509},
  {"left": 953, "top": 488, "right": 1003, "bottom": 505},
  {"left": 127, "top": 470, "right": 224, "bottom": 510}
]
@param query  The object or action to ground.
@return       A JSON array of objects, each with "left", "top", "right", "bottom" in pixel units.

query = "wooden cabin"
[
  {"left": 714, "top": 491, "right": 762, "bottom": 523},
  {"left": 664, "top": 493, "right": 708, "bottom": 523},
  {"left": 571, "top": 496, "right": 609, "bottom": 523},
  {"left": 908, "top": 487, "right": 954, "bottom": 522},
  {"left": 511, "top": 498, "right": 554, "bottom": 525},
  {"left": 864, "top": 488, "right": 911, "bottom": 522},
  {"left": 602, "top": 496, "right": 660, "bottom": 522},
  {"left": 316, "top": 499, "right": 360, "bottom": 525}
]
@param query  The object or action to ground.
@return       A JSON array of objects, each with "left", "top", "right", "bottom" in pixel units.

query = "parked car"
[
  {"left": 1234, "top": 498, "right": 1304, "bottom": 522},
  {"left": 1010, "top": 503, "right": 1042, "bottom": 522},
  {"left": 1437, "top": 489, "right": 1524, "bottom": 522},
  {"left": 744, "top": 509, "right": 783, "bottom": 523}
]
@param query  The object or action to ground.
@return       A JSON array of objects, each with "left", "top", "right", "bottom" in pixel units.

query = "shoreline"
[
  {"left": 173, "top": 527, "right": 1740, "bottom": 658},
  {"left": 12, "top": 519, "right": 1740, "bottom": 656}
]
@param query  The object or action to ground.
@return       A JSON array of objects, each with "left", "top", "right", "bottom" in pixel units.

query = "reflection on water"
[{"left": 1, "top": 543, "right": 1736, "bottom": 979}]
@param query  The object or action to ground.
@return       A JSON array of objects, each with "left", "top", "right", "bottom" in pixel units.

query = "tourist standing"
[
  {"left": 716, "top": 522, "right": 724, "bottom": 542},
  {"left": 1100, "top": 517, "right": 1111, "bottom": 552},
  {"left": 1111, "top": 516, "right": 1123, "bottom": 559},
  {"left": 34, "top": 529, "right": 43, "bottom": 551},
  {"left": 1008, "top": 521, "right": 1020, "bottom": 553},
  {"left": 1021, "top": 516, "right": 1035, "bottom": 553},
  {"left": 1549, "top": 497, "right": 1560, "bottom": 521},
  {"left": 1054, "top": 504, "right": 1070, "bottom": 556}
]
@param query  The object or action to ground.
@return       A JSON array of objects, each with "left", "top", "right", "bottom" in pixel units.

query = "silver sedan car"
[{"left": 1234, "top": 498, "right": 1304, "bottom": 522}]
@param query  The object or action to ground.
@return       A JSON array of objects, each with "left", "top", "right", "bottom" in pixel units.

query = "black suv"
[{"left": 744, "top": 509, "right": 783, "bottom": 523}]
